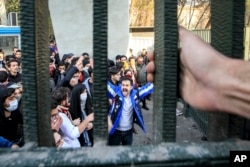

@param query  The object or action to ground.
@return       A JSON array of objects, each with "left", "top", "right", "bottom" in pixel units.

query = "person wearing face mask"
[
  {"left": 8, "top": 83, "right": 23, "bottom": 114},
  {"left": 0, "top": 87, "right": 24, "bottom": 147},
  {"left": 69, "top": 84, "right": 93, "bottom": 147}
]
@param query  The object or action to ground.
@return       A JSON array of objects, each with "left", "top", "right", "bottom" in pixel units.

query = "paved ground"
[{"left": 133, "top": 98, "right": 207, "bottom": 145}]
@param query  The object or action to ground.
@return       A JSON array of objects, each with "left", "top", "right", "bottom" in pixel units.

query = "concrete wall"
[{"left": 49, "top": 0, "right": 129, "bottom": 60}]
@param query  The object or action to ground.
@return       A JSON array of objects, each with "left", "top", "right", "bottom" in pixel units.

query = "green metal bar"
[
  {"left": 228, "top": 0, "right": 245, "bottom": 139},
  {"left": 208, "top": 0, "right": 245, "bottom": 141},
  {"left": 20, "top": 0, "right": 52, "bottom": 146},
  {"left": 154, "top": 0, "right": 178, "bottom": 142},
  {"left": 93, "top": 0, "right": 108, "bottom": 141}
]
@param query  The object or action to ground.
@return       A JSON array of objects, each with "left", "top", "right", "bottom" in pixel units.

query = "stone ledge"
[{"left": 0, "top": 140, "right": 249, "bottom": 166}]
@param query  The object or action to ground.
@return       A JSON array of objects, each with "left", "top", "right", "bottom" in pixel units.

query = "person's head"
[
  {"left": 8, "top": 83, "right": 22, "bottom": 102},
  {"left": 0, "top": 70, "right": 8, "bottom": 83},
  {"left": 81, "top": 52, "right": 89, "bottom": 59},
  {"left": 141, "top": 48, "right": 147, "bottom": 56},
  {"left": 5, "top": 55, "right": 15, "bottom": 64},
  {"left": 58, "top": 61, "right": 66, "bottom": 72},
  {"left": 1, "top": 88, "right": 18, "bottom": 112},
  {"left": 70, "top": 57, "right": 79, "bottom": 66},
  {"left": 70, "top": 71, "right": 81, "bottom": 87},
  {"left": 129, "top": 57, "right": 136, "bottom": 67},
  {"left": 7, "top": 59, "right": 19, "bottom": 75},
  {"left": 12, "top": 47, "right": 18, "bottom": 54},
  {"left": 49, "top": 40, "right": 55, "bottom": 47},
  {"left": 116, "top": 62, "right": 124, "bottom": 71},
  {"left": 137, "top": 56, "right": 144, "bottom": 65},
  {"left": 82, "top": 58, "right": 91, "bottom": 69},
  {"left": 51, "top": 87, "right": 71, "bottom": 107},
  {"left": 120, "top": 55, "right": 127, "bottom": 62},
  {"left": 120, "top": 77, "right": 133, "bottom": 97},
  {"left": 15, "top": 50, "right": 22, "bottom": 59},
  {"left": 109, "top": 66, "right": 121, "bottom": 83},
  {"left": 115, "top": 55, "right": 121, "bottom": 63},
  {"left": 62, "top": 54, "right": 72, "bottom": 64}
]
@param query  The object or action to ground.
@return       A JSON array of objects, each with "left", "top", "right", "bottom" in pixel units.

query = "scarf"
[{"left": 57, "top": 105, "right": 72, "bottom": 121}]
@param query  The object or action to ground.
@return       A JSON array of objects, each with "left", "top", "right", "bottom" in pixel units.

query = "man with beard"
[{"left": 107, "top": 77, "right": 154, "bottom": 146}]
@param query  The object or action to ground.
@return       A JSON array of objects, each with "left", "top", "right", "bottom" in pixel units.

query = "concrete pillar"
[{"left": 49, "top": 0, "right": 129, "bottom": 60}]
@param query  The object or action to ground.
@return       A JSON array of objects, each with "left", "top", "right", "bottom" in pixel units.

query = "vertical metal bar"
[
  {"left": 208, "top": 0, "right": 232, "bottom": 141},
  {"left": 20, "top": 0, "right": 52, "bottom": 146},
  {"left": 93, "top": 0, "right": 108, "bottom": 141},
  {"left": 209, "top": 0, "right": 245, "bottom": 141},
  {"left": 154, "top": 0, "right": 178, "bottom": 142}
]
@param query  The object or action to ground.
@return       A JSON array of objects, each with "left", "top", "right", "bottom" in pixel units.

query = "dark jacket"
[
  {"left": 8, "top": 72, "right": 22, "bottom": 83},
  {"left": 57, "top": 66, "right": 78, "bottom": 90},
  {"left": 69, "top": 84, "right": 93, "bottom": 146}
]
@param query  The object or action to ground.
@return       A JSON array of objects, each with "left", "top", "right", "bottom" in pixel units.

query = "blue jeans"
[{"left": 108, "top": 129, "right": 133, "bottom": 146}]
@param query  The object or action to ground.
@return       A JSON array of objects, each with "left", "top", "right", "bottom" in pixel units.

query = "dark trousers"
[
  {"left": 108, "top": 129, "right": 133, "bottom": 146},
  {"left": 141, "top": 97, "right": 147, "bottom": 107}
]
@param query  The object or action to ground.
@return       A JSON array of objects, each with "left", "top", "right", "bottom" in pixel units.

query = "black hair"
[
  {"left": 115, "top": 55, "right": 121, "bottom": 60},
  {"left": 51, "top": 87, "right": 70, "bottom": 105},
  {"left": 1, "top": 88, "right": 16, "bottom": 109},
  {"left": 82, "top": 58, "right": 90, "bottom": 66},
  {"left": 5, "top": 55, "right": 15, "bottom": 62},
  {"left": 0, "top": 88, "right": 15, "bottom": 117},
  {"left": 0, "top": 71, "right": 8, "bottom": 82},
  {"left": 7, "top": 59, "right": 19, "bottom": 67},
  {"left": 81, "top": 52, "right": 89, "bottom": 57},
  {"left": 58, "top": 61, "right": 65, "bottom": 67},
  {"left": 120, "top": 77, "right": 133, "bottom": 86},
  {"left": 120, "top": 55, "right": 127, "bottom": 60},
  {"left": 109, "top": 66, "right": 120, "bottom": 75},
  {"left": 70, "top": 57, "right": 79, "bottom": 66},
  {"left": 116, "top": 62, "right": 124, "bottom": 70}
]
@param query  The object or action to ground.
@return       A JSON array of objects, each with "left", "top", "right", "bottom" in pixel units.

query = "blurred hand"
[
  {"left": 87, "top": 113, "right": 94, "bottom": 122},
  {"left": 72, "top": 118, "right": 81, "bottom": 126},
  {"left": 86, "top": 122, "right": 93, "bottom": 130},
  {"left": 51, "top": 115, "right": 62, "bottom": 132},
  {"left": 11, "top": 144, "right": 19, "bottom": 149}
]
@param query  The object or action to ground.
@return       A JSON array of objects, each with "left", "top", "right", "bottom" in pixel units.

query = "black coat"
[{"left": 69, "top": 83, "right": 93, "bottom": 146}]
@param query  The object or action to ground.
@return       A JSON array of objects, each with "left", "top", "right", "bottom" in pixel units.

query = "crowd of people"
[
  {"left": 0, "top": 47, "right": 24, "bottom": 149},
  {"left": 2, "top": 25, "right": 250, "bottom": 148},
  {"left": 0, "top": 37, "right": 155, "bottom": 148}
]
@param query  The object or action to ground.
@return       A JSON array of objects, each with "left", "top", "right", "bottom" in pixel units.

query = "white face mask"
[
  {"left": 16, "top": 95, "right": 22, "bottom": 102},
  {"left": 5, "top": 99, "right": 18, "bottom": 112},
  {"left": 80, "top": 93, "right": 87, "bottom": 103}
]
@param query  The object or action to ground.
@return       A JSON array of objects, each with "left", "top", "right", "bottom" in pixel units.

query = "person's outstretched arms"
[{"left": 179, "top": 25, "right": 250, "bottom": 119}]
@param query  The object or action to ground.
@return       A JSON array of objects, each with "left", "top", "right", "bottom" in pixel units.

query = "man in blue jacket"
[{"left": 108, "top": 77, "right": 154, "bottom": 146}]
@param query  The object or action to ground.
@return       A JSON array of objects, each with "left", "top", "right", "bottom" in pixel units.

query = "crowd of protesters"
[{"left": 0, "top": 39, "right": 154, "bottom": 148}]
